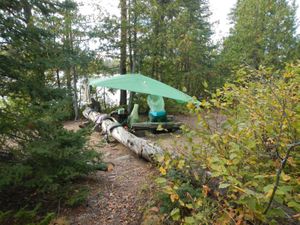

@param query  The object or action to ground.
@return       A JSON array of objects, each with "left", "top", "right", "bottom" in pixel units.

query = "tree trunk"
[
  {"left": 128, "top": 0, "right": 133, "bottom": 73},
  {"left": 127, "top": 0, "right": 137, "bottom": 113},
  {"left": 56, "top": 69, "right": 61, "bottom": 88},
  {"left": 127, "top": 0, "right": 135, "bottom": 113},
  {"left": 65, "top": 72, "right": 71, "bottom": 92},
  {"left": 120, "top": 0, "right": 127, "bottom": 106},
  {"left": 83, "top": 107, "right": 163, "bottom": 162},
  {"left": 73, "top": 66, "right": 79, "bottom": 120}
]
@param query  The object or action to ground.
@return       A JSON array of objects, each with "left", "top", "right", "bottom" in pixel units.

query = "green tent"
[{"left": 89, "top": 73, "right": 193, "bottom": 103}]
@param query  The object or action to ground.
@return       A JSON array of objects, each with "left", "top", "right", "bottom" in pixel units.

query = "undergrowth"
[
  {"left": 153, "top": 63, "right": 300, "bottom": 225},
  {"left": 0, "top": 90, "right": 102, "bottom": 224}
]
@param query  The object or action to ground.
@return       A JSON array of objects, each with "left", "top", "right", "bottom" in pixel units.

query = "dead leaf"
[
  {"left": 49, "top": 217, "right": 70, "bottom": 225},
  {"left": 202, "top": 185, "right": 210, "bottom": 197},
  {"left": 107, "top": 162, "right": 114, "bottom": 172},
  {"left": 292, "top": 213, "right": 300, "bottom": 219},
  {"left": 235, "top": 213, "right": 244, "bottom": 225},
  {"left": 149, "top": 207, "right": 159, "bottom": 213}
]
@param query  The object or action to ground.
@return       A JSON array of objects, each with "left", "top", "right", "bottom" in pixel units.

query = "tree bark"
[
  {"left": 83, "top": 107, "right": 163, "bottom": 162},
  {"left": 127, "top": 0, "right": 137, "bottom": 113},
  {"left": 120, "top": 0, "right": 127, "bottom": 106},
  {"left": 72, "top": 66, "right": 79, "bottom": 120},
  {"left": 56, "top": 69, "right": 61, "bottom": 88}
]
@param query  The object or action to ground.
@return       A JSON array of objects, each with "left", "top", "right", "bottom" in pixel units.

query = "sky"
[
  {"left": 78, "top": 0, "right": 300, "bottom": 42},
  {"left": 210, "top": 0, "right": 300, "bottom": 41},
  {"left": 209, "top": 0, "right": 237, "bottom": 41}
]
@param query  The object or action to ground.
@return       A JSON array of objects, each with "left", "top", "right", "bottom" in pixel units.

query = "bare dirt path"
[{"left": 62, "top": 121, "right": 157, "bottom": 225}]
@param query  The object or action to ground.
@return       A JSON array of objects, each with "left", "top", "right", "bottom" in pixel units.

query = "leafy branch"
[{"left": 263, "top": 141, "right": 300, "bottom": 214}]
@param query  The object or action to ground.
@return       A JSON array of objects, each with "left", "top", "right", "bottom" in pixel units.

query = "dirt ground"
[
  {"left": 62, "top": 120, "right": 157, "bottom": 225},
  {"left": 60, "top": 114, "right": 212, "bottom": 225}
]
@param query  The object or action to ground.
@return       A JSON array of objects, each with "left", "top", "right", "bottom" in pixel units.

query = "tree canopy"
[{"left": 221, "top": 0, "right": 298, "bottom": 71}]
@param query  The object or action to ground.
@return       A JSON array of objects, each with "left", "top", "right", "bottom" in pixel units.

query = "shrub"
[
  {"left": 0, "top": 89, "right": 101, "bottom": 224},
  {"left": 155, "top": 63, "right": 300, "bottom": 224}
]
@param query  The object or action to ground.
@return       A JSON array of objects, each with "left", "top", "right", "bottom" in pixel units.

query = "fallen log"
[{"left": 83, "top": 107, "right": 163, "bottom": 162}]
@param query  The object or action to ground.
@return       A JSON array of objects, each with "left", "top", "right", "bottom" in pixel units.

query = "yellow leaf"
[
  {"left": 187, "top": 102, "right": 195, "bottom": 110},
  {"left": 164, "top": 186, "right": 173, "bottom": 194},
  {"left": 177, "top": 160, "right": 185, "bottom": 169},
  {"left": 233, "top": 185, "right": 246, "bottom": 193},
  {"left": 185, "top": 203, "right": 193, "bottom": 209},
  {"left": 202, "top": 185, "right": 210, "bottom": 197},
  {"left": 156, "top": 124, "right": 164, "bottom": 131},
  {"left": 159, "top": 167, "right": 166, "bottom": 175},
  {"left": 165, "top": 159, "right": 170, "bottom": 167},
  {"left": 283, "top": 72, "right": 294, "bottom": 78},
  {"left": 281, "top": 172, "right": 291, "bottom": 182},
  {"left": 170, "top": 193, "right": 179, "bottom": 202},
  {"left": 288, "top": 157, "right": 297, "bottom": 167},
  {"left": 201, "top": 99, "right": 211, "bottom": 108},
  {"left": 195, "top": 199, "right": 203, "bottom": 207},
  {"left": 265, "top": 189, "right": 273, "bottom": 198},
  {"left": 179, "top": 199, "right": 185, "bottom": 206}
]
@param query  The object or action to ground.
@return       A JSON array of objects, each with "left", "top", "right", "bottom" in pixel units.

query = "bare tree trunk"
[{"left": 120, "top": 0, "right": 127, "bottom": 106}]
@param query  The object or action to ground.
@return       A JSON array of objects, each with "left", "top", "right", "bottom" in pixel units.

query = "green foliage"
[
  {"left": 19, "top": 129, "right": 96, "bottom": 190},
  {"left": 0, "top": 119, "right": 101, "bottom": 223},
  {"left": 155, "top": 63, "right": 300, "bottom": 224},
  {"left": 0, "top": 1, "right": 102, "bottom": 224},
  {"left": 125, "top": 0, "right": 215, "bottom": 97},
  {"left": 66, "top": 187, "right": 90, "bottom": 207},
  {"left": 164, "top": 98, "right": 190, "bottom": 115},
  {"left": 0, "top": 206, "right": 55, "bottom": 225},
  {"left": 221, "top": 0, "right": 298, "bottom": 73}
]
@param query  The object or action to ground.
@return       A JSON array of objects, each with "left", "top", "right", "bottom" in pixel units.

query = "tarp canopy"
[{"left": 89, "top": 74, "right": 193, "bottom": 103}]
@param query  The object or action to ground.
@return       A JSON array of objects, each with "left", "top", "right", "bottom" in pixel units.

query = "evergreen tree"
[
  {"left": 132, "top": 0, "right": 214, "bottom": 96},
  {"left": 0, "top": 1, "right": 100, "bottom": 222},
  {"left": 221, "top": 0, "right": 298, "bottom": 71}
]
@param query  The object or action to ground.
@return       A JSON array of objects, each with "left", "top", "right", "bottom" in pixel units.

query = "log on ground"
[{"left": 83, "top": 107, "right": 163, "bottom": 162}]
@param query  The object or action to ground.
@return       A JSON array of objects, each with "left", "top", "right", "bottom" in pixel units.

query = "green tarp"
[{"left": 89, "top": 73, "right": 193, "bottom": 103}]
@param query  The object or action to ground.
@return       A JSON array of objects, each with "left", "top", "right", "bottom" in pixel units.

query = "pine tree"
[
  {"left": 221, "top": 0, "right": 298, "bottom": 70},
  {"left": 0, "top": 1, "right": 100, "bottom": 222},
  {"left": 132, "top": 0, "right": 214, "bottom": 96}
]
